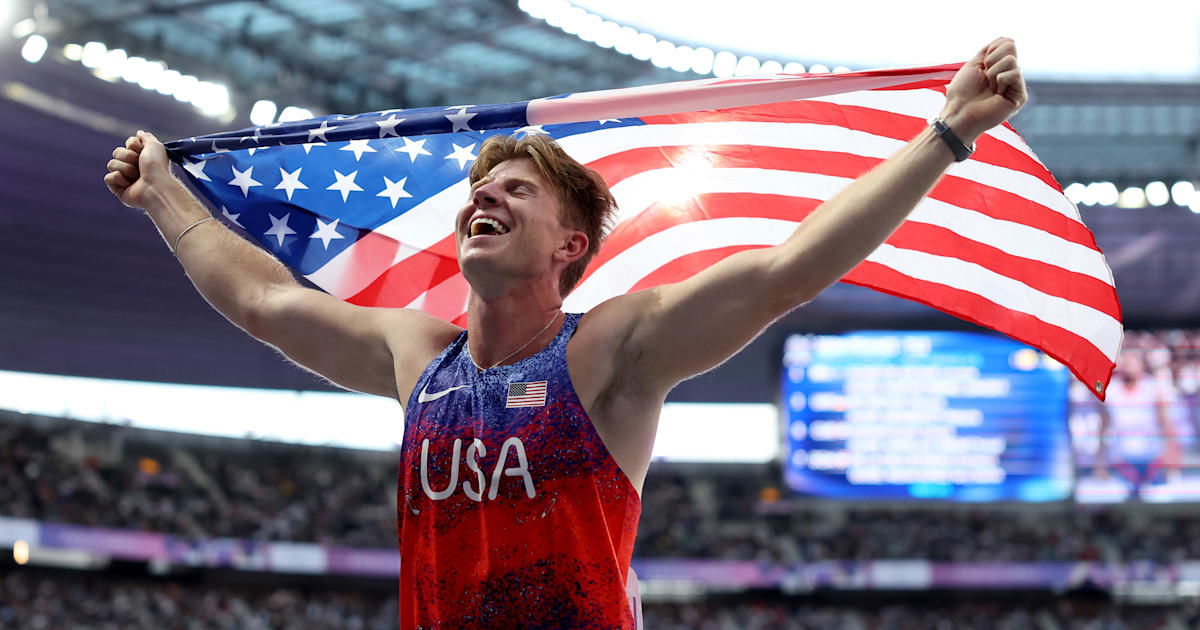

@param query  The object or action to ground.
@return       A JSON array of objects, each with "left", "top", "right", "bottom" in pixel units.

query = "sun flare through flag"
[{"left": 163, "top": 63, "right": 1122, "bottom": 400}]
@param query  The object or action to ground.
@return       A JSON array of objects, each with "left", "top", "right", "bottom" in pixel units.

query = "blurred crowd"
[
  {"left": 0, "top": 416, "right": 396, "bottom": 547},
  {"left": 0, "top": 571, "right": 397, "bottom": 630},
  {"left": 644, "top": 598, "right": 1199, "bottom": 630},
  {"left": 636, "top": 469, "right": 1200, "bottom": 564},
  {"left": 0, "top": 330, "right": 1197, "bottom": 563},
  {"left": 5, "top": 408, "right": 1200, "bottom": 563},
  {"left": 2, "top": 570, "right": 1195, "bottom": 630}
]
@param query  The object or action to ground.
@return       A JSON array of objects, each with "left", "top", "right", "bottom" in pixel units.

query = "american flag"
[
  {"left": 506, "top": 381, "right": 548, "bottom": 408},
  {"left": 163, "top": 63, "right": 1121, "bottom": 401}
]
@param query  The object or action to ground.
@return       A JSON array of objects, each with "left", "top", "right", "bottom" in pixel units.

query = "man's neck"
[{"left": 465, "top": 285, "right": 565, "bottom": 369}]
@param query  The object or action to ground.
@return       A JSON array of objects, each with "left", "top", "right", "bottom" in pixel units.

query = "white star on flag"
[
  {"left": 309, "top": 217, "right": 346, "bottom": 250},
  {"left": 182, "top": 159, "right": 210, "bottom": 181},
  {"left": 307, "top": 121, "right": 338, "bottom": 142},
  {"left": 275, "top": 167, "right": 308, "bottom": 201},
  {"left": 227, "top": 165, "right": 262, "bottom": 197},
  {"left": 327, "top": 170, "right": 363, "bottom": 202},
  {"left": 445, "top": 107, "right": 476, "bottom": 132},
  {"left": 211, "top": 141, "right": 229, "bottom": 154},
  {"left": 515, "top": 125, "right": 547, "bottom": 136},
  {"left": 246, "top": 146, "right": 268, "bottom": 156},
  {"left": 375, "top": 114, "right": 404, "bottom": 138},
  {"left": 376, "top": 176, "right": 411, "bottom": 208},
  {"left": 339, "top": 139, "right": 377, "bottom": 161},
  {"left": 395, "top": 137, "right": 431, "bottom": 163},
  {"left": 263, "top": 212, "right": 296, "bottom": 247},
  {"left": 597, "top": 119, "right": 621, "bottom": 124},
  {"left": 220, "top": 205, "right": 244, "bottom": 228},
  {"left": 301, "top": 142, "right": 325, "bottom": 154},
  {"left": 445, "top": 143, "right": 476, "bottom": 170}
]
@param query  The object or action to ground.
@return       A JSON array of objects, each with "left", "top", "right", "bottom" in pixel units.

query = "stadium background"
[{"left": 2, "top": 0, "right": 1199, "bottom": 627}]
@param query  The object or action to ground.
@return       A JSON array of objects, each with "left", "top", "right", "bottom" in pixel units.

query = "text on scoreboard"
[{"left": 781, "top": 331, "right": 1072, "bottom": 502}]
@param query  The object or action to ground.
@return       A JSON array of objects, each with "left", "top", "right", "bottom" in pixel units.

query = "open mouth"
[{"left": 469, "top": 217, "right": 510, "bottom": 238}]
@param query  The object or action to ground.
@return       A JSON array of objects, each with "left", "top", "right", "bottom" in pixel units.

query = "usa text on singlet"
[{"left": 398, "top": 312, "right": 641, "bottom": 629}]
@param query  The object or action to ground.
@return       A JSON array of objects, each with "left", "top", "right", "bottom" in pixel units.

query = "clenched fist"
[
  {"left": 940, "top": 37, "right": 1028, "bottom": 145},
  {"left": 105, "top": 130, "right": 174, "bottom": 211}
]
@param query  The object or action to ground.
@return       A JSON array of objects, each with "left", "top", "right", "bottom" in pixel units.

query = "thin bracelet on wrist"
[{"left": 172, "top": 216, "right": 216, "bottom": 254}]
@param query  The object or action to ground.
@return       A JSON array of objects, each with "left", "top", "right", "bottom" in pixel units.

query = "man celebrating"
[{"left": 105, "top": 38, "right": 1025, "bottom": 629}]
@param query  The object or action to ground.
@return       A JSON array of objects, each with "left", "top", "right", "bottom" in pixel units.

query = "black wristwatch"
[{"left": 929, "top": 116, "right": 975, "bottom": 162}]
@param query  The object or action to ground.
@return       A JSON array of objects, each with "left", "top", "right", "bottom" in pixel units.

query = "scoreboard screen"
[{"left": 781, "top": 331, "right": 1072, "bottom": 502}]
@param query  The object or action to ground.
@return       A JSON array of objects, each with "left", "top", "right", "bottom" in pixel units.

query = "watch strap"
[{"left": 929, "top": 117, "right": 975, "bottom": 162}]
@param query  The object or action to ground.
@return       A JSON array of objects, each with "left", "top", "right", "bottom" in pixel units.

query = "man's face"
[{"left": 455, "top": 158, "right": 572, "bottom": 290}]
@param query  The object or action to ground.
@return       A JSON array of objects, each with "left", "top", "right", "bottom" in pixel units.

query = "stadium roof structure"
[
  {"left": 2, "top": 1, "right": 1199, "bottom": 394},
  {"left": 29, "top": 0, "right": 678, "bottom": 115}
]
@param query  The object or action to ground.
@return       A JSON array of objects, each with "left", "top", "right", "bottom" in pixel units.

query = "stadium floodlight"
[
  {"left": 630, "top": 32, "right": 656, "bottom": 61},
  {"left": 156, "top": 69, "right": 181, "bottom": 96},
  {"left": 278, "top": 106, "right": 314, "bottom": 122},
  {"left": 516, "top": 0, "right": 550, "bottom": 19},
  {"left": 20, "top": 34, "right": 47, "bottom": 63},
  {"left": 542, "top": 0, "right": 573, "bottom": 28},
  {"left": 760, "top": 60, "right": 783, "bottom": 75},
  {"left": 62, "top": 43, "right": 82, "bottom": 61},
  {"left": 1144, "top": 181, "right": 1169, "bottom": 206},
  {"left": 691, "top": 47, "right": 715, "bottom": 75},
  {"left": 650, "top": 39, "right": 675, "bottom": 69},
  {"left": 194, "top": 82, "right": 230, "bottom": 117},
  {"left": 712, "top": 51, "right": 737, "bottom": 78},
  {"left": 575, "top": 12, "right": 603, "bottom": 42},
  {"left": 1171, "top": 180, "right": 1194, "bottom": 206},
  {"left": 810, "top": 63, "right": 830, "bottom": 74},
  {"left": 784, "top": 62, "right": 806, "bottom": 74},
  {"left": 1063, "top": 182, "right": 1087, "bottom": 205},
  {"left": 559, "top": 6, "right": 588, "bottom": 35},
  {"left": 97, "top": 48, "right": 127, "bottom": 80},
  {"left": 593, "top": 20, "right": 619, "bottom": 48},
  {"left": 613, "top": 26, "right": 637, "bottom": 54},
  {"left": 1116, "top": 186, "right": 1146, "bottom": 209},
  {"left": 668, "top": 45, "right": 693, "bottom": 74},
  {"left": 80, "top": 41, "right": 106, "bottom": 68},
  {"left": 249, "top": 99, "right": 278, "bottom": 126},
  {"left": 1095, "top": 181, "right": 1119, "bottom": 206},
  {"left": 734, "top": 55, "right": 760, "bottom": 76},
  {"left": 11, "top": 18, "right": 36, "bottom": 39},
  {"left": 120, "top": 56, "right": 147, "bottom": 83},
  {"left": 173, "top": 74, "right": 199, "bottom": 103},
  {"left": 138, "top": 61, "right": 166, "bottom": 91},
  {"left": 834, "top": 66, "right": 852, "bottom": 73}
]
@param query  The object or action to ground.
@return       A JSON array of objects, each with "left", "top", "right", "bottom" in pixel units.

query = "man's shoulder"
[
  {"left": 567, "top": 291, "right": 665, "bottom": 402},
  {"left": 572, "top": 291, "right": 659, "bottom": 357}
]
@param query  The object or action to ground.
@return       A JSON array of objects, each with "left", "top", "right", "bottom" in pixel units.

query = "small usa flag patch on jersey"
[{"left": 506, "top": 381, "right": 547, "bottom": 408}]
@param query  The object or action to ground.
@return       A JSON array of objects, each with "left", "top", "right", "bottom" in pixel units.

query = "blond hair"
[{"left": 469, "top": 133, "right": 617, "bottom": 296}]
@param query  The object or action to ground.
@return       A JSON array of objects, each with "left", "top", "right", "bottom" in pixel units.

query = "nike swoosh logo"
[{"left": 417, "top": 384, "right": 469, "bottom": 403}]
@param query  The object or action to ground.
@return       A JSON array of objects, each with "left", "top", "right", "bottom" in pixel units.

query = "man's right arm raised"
[{"left": 105, "top": 131, "right": 459, "bottom": 403}]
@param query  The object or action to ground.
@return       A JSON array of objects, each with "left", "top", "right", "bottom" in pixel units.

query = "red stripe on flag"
[
  {"left": 843, "top": 261, "right": 1115, "bottom": 401},
  {"left": 346, "top": 235, "right": 459, "bottom": 308},
  {"left": 588, "top": 193, "right": 1119, "bottom": 322},
  {"left": 641, "top": 99, "right": 1062, "bottom": 192},
  {"left": 586, "top": 145, "right": 1100, "bottom": 251},
  {"left": 629, "top": 245, "right": 767, "bottom": 293}
]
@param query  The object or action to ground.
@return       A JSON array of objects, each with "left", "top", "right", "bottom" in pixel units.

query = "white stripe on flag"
[
  {"left": 557, "top": 121, "right": 1083, "bottom": 224},
  {"left": 804, "top": 89, "right": 1042, "bottom": 165},
  {"left": 562, "top": 217, "right": 1121, "bottom": 364},
  {"left": 527, "top": 68, "right": 957, "bottom": 125},
  {"left": 605, "top": 167, "right": 1111, "bottom": 283}
]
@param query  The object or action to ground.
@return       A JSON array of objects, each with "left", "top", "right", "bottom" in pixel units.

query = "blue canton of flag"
[{"left": 164, "top": 102, "right": 641, "bottom": 277}]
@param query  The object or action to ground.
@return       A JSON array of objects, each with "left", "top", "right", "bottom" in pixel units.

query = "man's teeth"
[{"left": 470, "top": 217, "right": 508, "bottom": 237}]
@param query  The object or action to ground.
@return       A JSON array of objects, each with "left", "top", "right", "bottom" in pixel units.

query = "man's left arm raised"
[{"left": 618, "top": 37, "right": 1027, "bottom": 392}]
